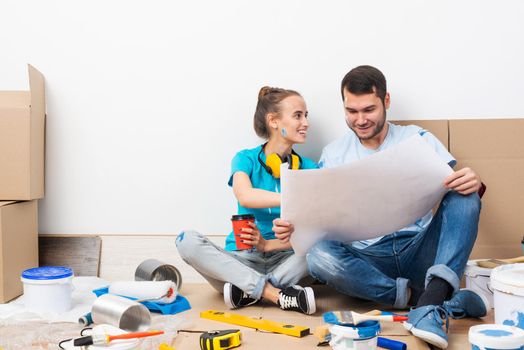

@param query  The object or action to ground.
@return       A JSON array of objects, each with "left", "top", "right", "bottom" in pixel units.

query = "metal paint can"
[
  {"left": 135, "top": 258, "right": 182, "bottom": 292},
  {"left": 91, "top": 294, "right": 151, "bottom": 332}
]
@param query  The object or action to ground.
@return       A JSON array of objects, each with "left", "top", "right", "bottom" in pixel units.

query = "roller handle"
[{"left": 355, "top": 314, "right": 408, "bottom": 323}]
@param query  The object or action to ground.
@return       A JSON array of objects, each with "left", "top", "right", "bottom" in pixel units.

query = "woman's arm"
[
  {"left": 240, "top": 222, "right": 292, "bottom": 252},
  {"left": 232, "top": 172, "right": 280, "bottom": 208}
]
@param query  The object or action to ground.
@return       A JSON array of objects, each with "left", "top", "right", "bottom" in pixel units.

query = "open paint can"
[
  {"left": 135, "top": 259, "right": 182, "bottom": 292},
  {"left": 491, "top": 263, "right": 524, "bottom": 329},
  {"left": 469, "top": 324, "right": 524, "bottom": 349},
  {"left": 329, "top": 321, "right": 380, "bottom": 350},
  {"left": 465, "top": 260, "right": 494, "bottom": 308},
  {"left": 21, "top": 266, "right": 74, "bottom": 313},
  {"left": 91, "top": 294, "right": 151, "bottom": 332}
]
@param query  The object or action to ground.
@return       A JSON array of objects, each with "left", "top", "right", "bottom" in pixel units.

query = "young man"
[{"left": 273, "top": 66, "right": 487, "bottom": 348}]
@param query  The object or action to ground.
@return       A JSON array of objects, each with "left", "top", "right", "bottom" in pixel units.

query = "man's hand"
[
  {"left": 239, "top": 221, "right": 267, "bottom": 252},
  {"left": 444, "top": 167, "right": 481, "bottom": 195},
  {"left": 272, "top": 218, "right": 294, "bottom": 243}
]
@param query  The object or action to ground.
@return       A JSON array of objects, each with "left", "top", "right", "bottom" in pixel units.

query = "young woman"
[{"left": 176, "top": 86, "right": 317, "bottom": 314}]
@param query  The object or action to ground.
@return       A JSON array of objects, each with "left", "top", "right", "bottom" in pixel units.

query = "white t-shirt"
[{"left": 319, "top": 122, "right": 456, "bottom": 249}]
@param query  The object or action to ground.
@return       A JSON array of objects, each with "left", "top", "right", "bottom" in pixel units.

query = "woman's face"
[{"left": 272, "top": 95, "right": 309, "bottom": 144}]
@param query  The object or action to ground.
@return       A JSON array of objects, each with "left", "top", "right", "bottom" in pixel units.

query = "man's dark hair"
[{"left": 340, "top": 65, "right": 387, "bottom": 104}]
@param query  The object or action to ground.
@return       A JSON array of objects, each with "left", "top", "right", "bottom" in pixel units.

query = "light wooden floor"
[{"left": 0, "top": 283, "right": 493, "bottom": 350}]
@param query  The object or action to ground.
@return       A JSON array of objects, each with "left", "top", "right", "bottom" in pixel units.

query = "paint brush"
[
  {"left": 323, "top": 310, "right": 408, "bottom": 325},
  {"left": 73, "top": 330, "right": 164, "bottom": 346}
]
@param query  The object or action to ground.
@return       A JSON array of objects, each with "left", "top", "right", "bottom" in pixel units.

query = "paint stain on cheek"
[{"left": 281, "top": 128, "right": 287, "bottom": 137}]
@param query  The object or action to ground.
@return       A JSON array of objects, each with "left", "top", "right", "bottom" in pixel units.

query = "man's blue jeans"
[{"left": 306, "top": 191, "right": 481, "bottom": 309}]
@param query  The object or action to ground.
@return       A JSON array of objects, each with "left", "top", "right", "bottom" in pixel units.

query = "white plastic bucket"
[
  {"left": 469, "top": 324, "right": 524, "bottom": 349},
  {"left": 465, "top": 260, "right": 494, "bottom": 309},
  {"left": 329, "top": 321, "right": 380, "bottom": 350},
  {"left": 490, "top": 263, "right": 524, "bottom": 330},
  {"left": 21, "top": 266, "right": 74, "bottom": 313}
]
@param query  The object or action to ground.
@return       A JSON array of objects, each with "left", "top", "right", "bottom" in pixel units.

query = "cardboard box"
[
  {"left": 394, "top": 119, "right": 524, "bottom": 259},
  {"left": 0, "top": 65, "right": 45, "bottom": 200},
  {"left": 450, "top": 119, "right": 524, "bottom": 259},
  {"left": 0, "top": 200, "right": 38, "bottom": 303}
]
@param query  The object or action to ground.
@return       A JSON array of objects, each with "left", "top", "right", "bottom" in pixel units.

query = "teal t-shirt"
[{"left": 225, "top": 144, "right": 318, "bottom": 251}]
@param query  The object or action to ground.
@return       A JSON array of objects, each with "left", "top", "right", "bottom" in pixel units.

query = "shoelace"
[
  {"left": 433, "top": 306, "right": 450, "bottom": 333},
  {"left": 409, "top": 306, "right": 450, "bottom": 333},
  {"left": 279, "top": 294, "right": 299, "bottom": 309}
]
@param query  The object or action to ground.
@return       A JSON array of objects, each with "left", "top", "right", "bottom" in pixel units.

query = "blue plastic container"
[{"left": 20, "top": 266, "right": 74, "bottom": 313}]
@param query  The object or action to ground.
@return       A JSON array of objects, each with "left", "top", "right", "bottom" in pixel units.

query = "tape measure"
[
  {"left": 200, "top": 310, "right": 310, "bottom": 338},
  {"left": 199, "top": 329, "right": 241, "bottom": 350}
]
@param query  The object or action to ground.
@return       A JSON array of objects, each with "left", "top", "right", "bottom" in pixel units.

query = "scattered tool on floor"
[
  {"left": 323, "top": 310, "right": 408, "bottom": 325},
  {"left": 377, "top": 337, "right": 407, "bottom": 350},
  {"left": 79, "top": 288, "right": 173, "bottom": 326},
  {"left": 72, "top": 330, "right": 164, "bottom": 346},
  {"left": 159, "top": 344, "right": 176, "bottom": 350},
  {"left": 476, "top": 256, "right": 524, "bottom": 268},
  {"left": 200, "top": 310, "right": 309, "bottom": 337},
  {"left": 200, "top": 329, "right": 242, "bottom": 350},
  {"left": 109, "top": 280, "right": 177, "bottom": 304}
]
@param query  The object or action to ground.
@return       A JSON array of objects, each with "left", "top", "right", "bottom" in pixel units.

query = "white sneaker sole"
[
  {"left": 303, "top": 287, "right": 316, "bottom": 315},
  {"left": 223, "top": 283, "right": 235, "bottom": 309},
  {"left": 404, "top": 322, "right": 448, "bottom": 348}
]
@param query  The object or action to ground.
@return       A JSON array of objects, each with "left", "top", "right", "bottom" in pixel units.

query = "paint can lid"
[
  {"left": 490, "top": 263, "right": 524, "bottom": 296},
  {"left": 21, "top": 266, "right": 73, "bottom": 280},
  {"left": 469, "top": 324, "right": 524, "bottom": 348}
]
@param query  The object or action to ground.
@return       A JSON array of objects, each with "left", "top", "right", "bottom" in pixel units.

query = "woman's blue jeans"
[{"left": 306, "top": 191, "right": 481, "bottom": 309}]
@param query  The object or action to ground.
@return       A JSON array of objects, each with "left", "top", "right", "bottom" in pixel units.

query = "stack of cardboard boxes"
[{"left": 0, "top": 65, "right": 45, "bottom": 303}]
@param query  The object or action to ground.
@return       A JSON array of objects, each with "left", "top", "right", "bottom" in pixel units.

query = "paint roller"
[{"left": 109, "top": 280, "right": 177, "bottom": 304}]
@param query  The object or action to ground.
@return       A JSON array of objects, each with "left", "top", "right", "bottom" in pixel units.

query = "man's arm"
[{"left": 444, "top": 167, "right": 482, "bottom": 195}]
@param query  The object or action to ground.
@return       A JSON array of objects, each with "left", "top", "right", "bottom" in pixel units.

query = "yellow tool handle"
[
  {"left": 200, "top": 310, "right": 309, "bottom": 338},
  {"left": 504, "top": 256, "right": 524, "bottom": 263}
]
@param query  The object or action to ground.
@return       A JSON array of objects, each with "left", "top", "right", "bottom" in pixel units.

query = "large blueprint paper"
[{"left": 281, "top": 135, "right": 453, "bottom": 254}]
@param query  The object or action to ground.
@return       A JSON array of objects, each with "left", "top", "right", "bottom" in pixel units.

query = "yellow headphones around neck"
[{"left": 257, "top": 143, "right": 301, "bottom": 179}]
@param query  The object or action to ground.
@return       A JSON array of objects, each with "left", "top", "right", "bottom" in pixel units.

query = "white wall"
[{"left": 1, "top": 0, "right": 523, "bottom": 236}]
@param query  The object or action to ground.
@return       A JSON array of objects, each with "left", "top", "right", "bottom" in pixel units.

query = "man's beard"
[{"left": 347, "top": 111, "right": 386, "bottom": 141}]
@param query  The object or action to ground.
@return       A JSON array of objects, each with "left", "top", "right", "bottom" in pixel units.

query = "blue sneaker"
[
  {"left": 404, "top": 305, "right": 449, "bottom": 348},
  {"left": 443, "top": 288, "right": 489, "bottom": 319}
]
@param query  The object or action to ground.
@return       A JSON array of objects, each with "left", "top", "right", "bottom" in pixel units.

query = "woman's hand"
[
  {"left": 239, "top": 221, "right": 267, "bottom": 252},
  {"left": 272, "top": 218, "right": 294, "bottom": 243}
]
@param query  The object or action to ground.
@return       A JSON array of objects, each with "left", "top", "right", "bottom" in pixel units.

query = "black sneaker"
[
  {"left": 278, "top": 285, "right": 316, "bottom": 315},
  {"left": 223, "top": 282, "right": 260, "bottom": 309}
]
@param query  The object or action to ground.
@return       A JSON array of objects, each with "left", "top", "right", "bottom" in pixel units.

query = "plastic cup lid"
[
  {"left": 21, "top": 266, "right": 74, "bottom": 280},
  {"left": 469, "top": 324, "right": 524, "bottom": 348}
]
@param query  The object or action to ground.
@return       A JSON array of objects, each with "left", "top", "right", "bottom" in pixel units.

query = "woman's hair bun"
[{"left": 258, "top": 86, "right": 283, "bottom": 99}]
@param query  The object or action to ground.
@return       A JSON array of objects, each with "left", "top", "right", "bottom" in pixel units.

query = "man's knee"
[
  {"left": 175, "top": 230, "right": 204, "bottom": 261},
  {"left": 306, "top": 241, "right": 342, "bottom": 278},
  {"left": 442, "top": 191, "right": 481, "bottom": 218}
]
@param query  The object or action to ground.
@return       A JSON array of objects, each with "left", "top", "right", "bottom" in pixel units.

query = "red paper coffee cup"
[{"left": 231, "top": 214, "right": 255, "bottom": 250}]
